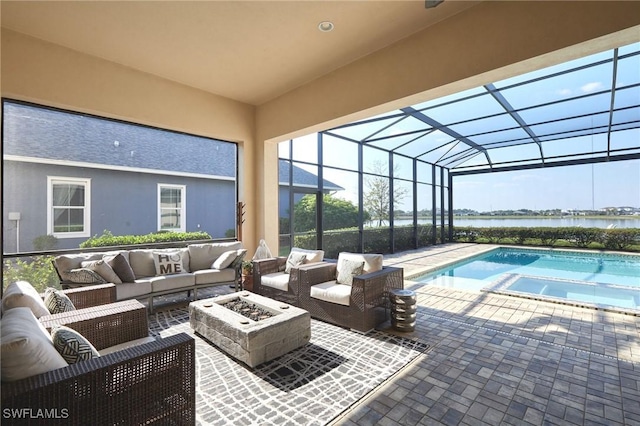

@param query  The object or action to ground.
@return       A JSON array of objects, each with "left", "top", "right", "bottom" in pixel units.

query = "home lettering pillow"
[
  {"left": 336, "top": 259, "right": 365, "bottom": 286},
  {"left": 153, "top": 251, "right": 187, "bottom": 275},
  {"left": 44, "top": 288, "right": 76, "bottom": 314}
]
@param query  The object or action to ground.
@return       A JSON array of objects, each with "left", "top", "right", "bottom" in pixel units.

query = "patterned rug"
[{"left": 149, "top": 304, "right": 430, "bottom": 425}]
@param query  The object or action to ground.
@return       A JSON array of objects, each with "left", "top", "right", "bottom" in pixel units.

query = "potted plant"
[{"left": 241, "top": 260, "right": 254, "bottom": 291}]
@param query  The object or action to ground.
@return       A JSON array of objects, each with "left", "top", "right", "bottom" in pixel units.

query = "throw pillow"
[
  {"left": 212, "top": 250, "right": 238, "bottom": 270},
  {"left": 1, "top": 280, "right": 50, "bottom": 318},
  {"left": 285, "top": 251, "right": 307, "bottom": 274},
  {"left": 81, "top": 259, "right": 122, "bottom": 284},
  {"left": 1, "top": 307, "right": 68, "bottom": 382},
  {"left": 336, "top": 259, "right": 365, "bottom": 286},
  {"left": 65, "top": 268, "right": 108, "bottom": 284},
  {"left": 229, "top": 249, "right": 248, "bottom": 270},
  {"left": 43, "top": 288, "right": 76, "bottom": 314},
  {"left": 153, "top": 251, "right": 186, "bottom": 275},
  {"left": 51, "top": 325, "right": 100, "bottom": 364},
  {"left": 103, "top": 253, "right": 136, "bottom": 282}
]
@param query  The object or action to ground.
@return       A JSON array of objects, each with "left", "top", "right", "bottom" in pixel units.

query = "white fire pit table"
[{"left": 189, "top": 292, "right": 311, "bottom": 367}]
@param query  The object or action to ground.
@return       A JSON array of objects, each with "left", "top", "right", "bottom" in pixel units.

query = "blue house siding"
[{"left": 3, "top": 160, "right": 235, "bottom": 252}]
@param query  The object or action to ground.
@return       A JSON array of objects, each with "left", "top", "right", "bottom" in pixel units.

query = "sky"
[
  {"left": 453, "top": 160, "right": 640, "bottom": 212},
  {"left": 281, "top": 41, "right": 640, "bottom": 213}
]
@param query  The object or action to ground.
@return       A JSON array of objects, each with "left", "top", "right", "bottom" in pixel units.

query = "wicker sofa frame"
[
  {"left": 296, "top": 262, "right": 404, "bottom": 332},
  {"left": 2, "top": 285, "right": 196, "bottom": 425}
]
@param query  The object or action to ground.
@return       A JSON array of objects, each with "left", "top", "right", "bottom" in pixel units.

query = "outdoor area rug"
[{"left": 149, "top": 305, "right": 430, "bottom": 425}]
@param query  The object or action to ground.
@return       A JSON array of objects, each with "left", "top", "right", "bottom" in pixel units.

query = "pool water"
[{"left": 415, "top": 248, "right": 640, "bottom": 311}]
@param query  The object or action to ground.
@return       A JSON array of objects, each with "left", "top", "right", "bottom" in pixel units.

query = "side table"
[{"left": 389, "top": 289, "right": 417, "bottom": 332}]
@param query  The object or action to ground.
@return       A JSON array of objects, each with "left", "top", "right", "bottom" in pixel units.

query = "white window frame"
[
  {"left": 47, "top": 176, "right": 91, "bottom": 238},
  {"left": 157, "top": 184, "right": 186, "bottom": 232}
]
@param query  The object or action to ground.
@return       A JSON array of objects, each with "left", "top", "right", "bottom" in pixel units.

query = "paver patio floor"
[{"left": 331, "top": 243, "right": 640, "bottom": 425}]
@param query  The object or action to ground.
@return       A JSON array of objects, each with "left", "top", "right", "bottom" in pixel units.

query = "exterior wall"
[
  {"left": 1, "top": 29, "right": 257, "bottom": 250},
  {"left": 3, "top": 161, "right": 235, "bottom": 252}
]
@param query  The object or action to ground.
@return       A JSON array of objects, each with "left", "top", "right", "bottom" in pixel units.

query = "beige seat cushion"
[
  {"left": 310, "top": 281, "right": 351, "bottom": 306},
  {"left": 193, "top": 268, "right": 236, "bottom": 285},
  {"left": 2, "top": 281, "right": 50, "bottom": 318},
  {"left": 261, "top": 272, "right": 290, "bottom": 291},
  {"left": 116, "top": 281, "right": 152, "bottom": 300},
  {"left": 148, "top": 274, "right": 195, "bottom": 293},
  {"left": 1, "top": 307, "right": 68, "bottom": 381},
  {"left": 337, "top": 253, "right": 383, "bottom": 274}
]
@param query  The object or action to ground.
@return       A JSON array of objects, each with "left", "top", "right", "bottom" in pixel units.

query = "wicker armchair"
[
  {"left": 45, "top": 283, "right": 117, "bottom": 309},
  {"left": 297, "top": 254, "right": 404, "bottom": 332},
  {"left": 253, "top": 248, "right": 325, "bottom": 305},
  {"left": 1, "top": 299, "right": 196, "bottom": 425}
]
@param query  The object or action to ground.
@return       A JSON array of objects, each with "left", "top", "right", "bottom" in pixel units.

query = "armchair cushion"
[
  {"left": 2, "top": 280, "right": 50, "bottom": 318},
  {"left": 51, "top": 325, "right": 100, "bottom": 364},
  {"left": 291, "top": 247, "right": 325, "bottom": 264},
  {"left": 285, "top": 251, "right": 307, "bottom": 273},
  {"left": 336, "top": 259, "right": 365, "bottom": 286},
  {"left": 261, "top": 272, "right": 291, "bottom": 291},
  {"left": 310, "top": 281, "right": 351, "bottom": 306},
  {"left": 337, "top": 253, "right": 383, "bottom": 274},
  {"left": 1, "top": 307, "right": 68, "bottom": 381},
  {"left": 44, "top": 287, "right": 76, "bottom": 314}
]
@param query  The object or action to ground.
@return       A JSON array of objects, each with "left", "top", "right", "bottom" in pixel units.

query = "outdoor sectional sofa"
[{"left": 52, "top": 241, "right": 245, "bottom": 311}]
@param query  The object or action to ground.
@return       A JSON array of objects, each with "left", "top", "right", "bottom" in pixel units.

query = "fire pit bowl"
[{"left": 189, "top": 292, "right": 311, "bottom": 367}]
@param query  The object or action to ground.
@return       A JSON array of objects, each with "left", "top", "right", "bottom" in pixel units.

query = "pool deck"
[{"left": 331, "top": 243, "right": 640, "bottom": 425}]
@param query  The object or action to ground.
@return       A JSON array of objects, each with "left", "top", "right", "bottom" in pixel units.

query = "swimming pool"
[{"left": 414, "top": 247, "right": 640, "bottom": 313}]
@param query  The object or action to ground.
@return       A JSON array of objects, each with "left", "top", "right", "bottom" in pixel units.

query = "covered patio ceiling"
[{"left": 325, "top": 41, "right": 640, "bottom": 176}]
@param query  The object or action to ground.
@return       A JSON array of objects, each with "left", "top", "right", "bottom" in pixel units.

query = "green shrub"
[
  {"left": 33, "top": 234, "right": 59, "bottom": 251},
  {"left": 3, "top": 256, "right": 59, "bottom": 293},
  {"left": 601, "top": 229, "right": 640, "bottom": 250},
  {"left": 80, "top": 229, "right": 212, "bottom": 248}
]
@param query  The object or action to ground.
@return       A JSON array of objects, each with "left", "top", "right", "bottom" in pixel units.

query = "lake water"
[{"left": 386, "top": 217, "right": 640, "bottom": 229}]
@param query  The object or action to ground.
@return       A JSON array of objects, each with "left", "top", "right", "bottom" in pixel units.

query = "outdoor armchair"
[
  {"left": 253, "top": 248, "right": 325, "bottom": 305},
  {"left": 46, "top": 282, "right": 117, "bottom": 309},
  {"left": 297, "top": 253, "right": 404, "bottom": 332},
  {"left": 1, "top": 298, "right": 196, "bottom": 425}
]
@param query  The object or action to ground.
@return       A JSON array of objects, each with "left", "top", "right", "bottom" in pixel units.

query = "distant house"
[
  {"left": 278, "top": 160, "right": 344, "bottom": 218},
  {"left": 3, "top": 101, "right": 238, "bottom": 252}
]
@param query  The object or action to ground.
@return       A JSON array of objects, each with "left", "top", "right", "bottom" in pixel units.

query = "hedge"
[
  {"left": 452, "top": 227, "right": 640, "bottom": 251},
  {"left": 80, "top": 230, "right": 212, "bottom": 248},
  {"left": 291, "top": 225, "right": 640, "bottom": 257}
]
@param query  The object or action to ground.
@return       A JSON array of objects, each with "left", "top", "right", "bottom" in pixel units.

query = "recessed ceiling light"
[{"left": 318, "top": 21, "right": 334, "bottom": 32}]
